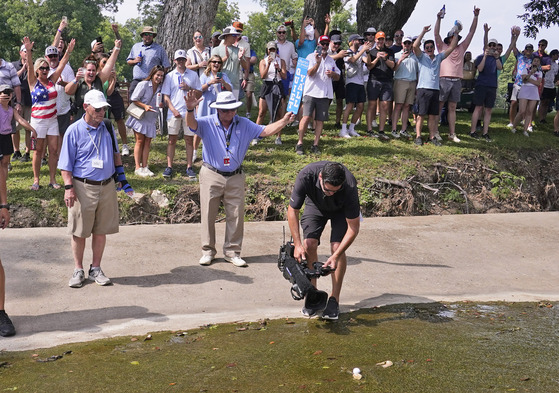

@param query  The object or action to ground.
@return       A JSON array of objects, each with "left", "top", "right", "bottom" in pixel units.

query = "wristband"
[
  {"left": 117, "top": 180, "right": 134, "bottom": 194},
  {"left": 114, "top": 165, "right": 126, "bottom": 183},
  {"left": 64, "top": 184, "right": 74, "bottom": 190},
  {"left": 58, "top": 28, "right": 62, "bottom": 33},
  {"left": 0, "top": 204, "right": 9, "bottom": 210},
  {"left": 114, "top": 47, "right": 121, "bottom": 50},
  {"left": 187, "top": 108, "right": 194, "bottom": 113}
]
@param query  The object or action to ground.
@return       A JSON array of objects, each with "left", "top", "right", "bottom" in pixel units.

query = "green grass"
[
  {"left": 6, "top": 106, "right": 559, "bottom": 225},
  {"left": 1, "top": 302, "right": 558, "bottom": 392}
]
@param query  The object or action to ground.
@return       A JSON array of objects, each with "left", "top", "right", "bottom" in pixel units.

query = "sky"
[{"left": 106, "top": 0, "right": 559, "bottom": 57}]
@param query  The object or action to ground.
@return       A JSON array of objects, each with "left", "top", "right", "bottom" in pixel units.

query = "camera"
[
  {"left": 278, "top": 237, "right": 333, "bottom": 311},
  {"left": 285, "top": 20, "right": 293, "bottom": 26}
]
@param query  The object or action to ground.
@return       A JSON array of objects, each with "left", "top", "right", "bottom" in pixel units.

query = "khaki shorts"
[
  {"left": 167, "top": 116, "right": 195, "bottom": 137},
  {"left": 68, "top": 178, "right": 119, "bottom": 238},
  {"left": 393, "top": 79, "right": 417, "bottom": 105},
  {"left": 245, "top": 73, "right": 255, "bottom": 93}
]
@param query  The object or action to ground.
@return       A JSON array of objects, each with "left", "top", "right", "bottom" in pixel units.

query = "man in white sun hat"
[{"left": 185, "top": 90, "right": 294, "bottom": 268}]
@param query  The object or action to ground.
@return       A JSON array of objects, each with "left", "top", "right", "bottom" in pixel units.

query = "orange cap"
[{"left": 375, "top": 31, "right": 386, "bottom": 39}]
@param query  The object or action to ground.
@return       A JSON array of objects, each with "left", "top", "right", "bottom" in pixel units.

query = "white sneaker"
[
  {"left": 391, "top": 130, "right": 400, "bottom": 138},
  {"left": 225, "top": 255, "right": 247, "bottom": 267},
  {"left": 121, "top": 144, "right": 130, "bottom": 156},
  {"left": 448, "top": 134, "right": 461, "bottom": 143},
  {"left": 527, "top": 125, "right": 533, "bottom": 133},
  {"left": 144, "top": 167, "right": 154, "bottom": 177},
  {"left": 506, "top": 123, "right": 514, "bottom": 129},
  {"left": 199, "top": 255, "right": 214, "bottom": 266},
  {"left": 523, "top": 130, "right": 530, "bottom": 137},
  {"left": 371, "top": 120, "right": 378, "bottom": 128},
  {"left": 348, "top": 128, "right": 360, "bottom": 137},
  {"left": 510, "top": 127, "right": 517, "bottom": 134},
  {"left": 135, "top": 167, "right": 146, "bottom": 176},
  {"left": 251, "top": 138, "right": 258, "bottom": 146},
  {"left": 275, "top": 136, "right": 282, "bottom": 145},
  {"left": 193, "top": 149, "right": 198, "bottom": 162},
  {"left": 291, "top": 120, "right": 299, "bottom": 127},
  {"left": 434, "top": 132, "right": 442, "bottom": 141},
  {"left": 339, "top": 129, "right": 351, "bottom": 138}
]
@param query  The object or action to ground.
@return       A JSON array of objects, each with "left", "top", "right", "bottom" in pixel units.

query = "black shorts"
[
  {"left": 0, "top": 133, "right": 14, "bottom": 159},
  {"left": 415, "top": 88, "right": 440, "bottom": 116},
  {"left": 259, "top": 80, "right": 285, "bottom": 99},
  {"left": 345, "top": 83, "right": 366, "bottom": 104},
  {"left": 301, "top": 202, "right": 348, "bottom": 244},
  {"left": 367, "top": 79, "right": 393, "bottom": 102},
  {"left": 541, "top": 87, "right": 557, "bottom": 101},
  {"left": 472, "top": 85, "right": 497, "bottom": 108},
  {"left": 333, "top": 79, "right": 346, "bottom": 100},
  {"left": 107, "top": 92, "right": 125, "bottom": 121},
  {"left": 57, "top": 112, "right": 72, "bottom": 138}
]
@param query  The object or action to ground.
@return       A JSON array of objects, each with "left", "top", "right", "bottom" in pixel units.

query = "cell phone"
[
  {"left": 96, "top": 36, "right": 103, "bottom": 44},
  {"left": 216, "top": 72, "right": 222, "bottom": 78},
  {"left": 315, "top": 46, "right": 322, "bottom": 56}
]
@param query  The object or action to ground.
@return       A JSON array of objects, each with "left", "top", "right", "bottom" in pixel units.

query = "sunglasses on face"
[
  {"left": 211, "top": 60, "right": 222, "bottom": 64},
  {"left": 219, "top": 108, "right": 236, "bottom": 113},
  {"left": 277, "top": 31, "right": 286, "bottom": 34},
  {"left": 47, "top": 54, "right": 58, "bottom": 59},
  {"left": 94, "top": 107, "right": 106, "bottom": 113},
  {"left": 142, "top": 33, "right": 154, "bottom": 37},
  {"left": 321, "top": 178, "right": 343, "bottom": 194},
  {"left": 394, "top": 34, "right": 403, "bottom": 38},
  {"left": 0, "top": 90, "right": 12, "bottom": 95},
  {"left": 539, "top": 43, "right": 546, "bottom": 47},
  {"left": 194, "top": 35, "right": 203, "bottom": 39},
  {"left": 364, "top": 33, "right": 373, "bottom": 36},
  {"left": 320, "top": 42, "right": 329, "bottom": 46},
  {"left": 425, "top": 45, "right": 434, "bottom": 50},
  {"left": 39, "top": 66, "right": 50, "bottom": 71},
  {"left": 488, "top": 43, "right": 496, "bottom": 48}
]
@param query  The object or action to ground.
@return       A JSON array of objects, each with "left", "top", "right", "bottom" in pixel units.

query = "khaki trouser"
[{"left": 199, "top": 165, "right": 245, "bottom": 258}]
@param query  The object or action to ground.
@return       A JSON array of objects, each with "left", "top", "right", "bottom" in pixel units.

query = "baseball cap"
[
  {"left": 211, "top": 31, "right": 221, "bottom": 39},
  {"left": 84, "top": 90, "right": 111, "bottom": 109},
  {"left": 318, "top": 35, "right": 330, "bottom": 43},
  {"left": 277, "top": 25, "right": 287, "bottom": 32},
  {"left": 348, "top": 34, "right": 363, "bottom": 42},
  {"left": 266, "top": 41, "right": 278, "bottom": 50},
  {"left": 403, "top": 36, "right": 413, "bottom": 43},
  {"left": 0, "top": 84, "right": 14, "bottom": 93},
  {"left": 20, "top": 44, "right": 27, "bottom": 52},
  {"left": 488, "top": 38, "right": 498, "bottom": 45},
  {"left": 525, "top": 43, "right": 534, "bottom": 50},
  {"left": 45, "top": 46, "right": 59, "bottom": 57},
  {"left": 241, "top": 35, "right": 249, "bottom": 43},
  {"left": 331, "top": 34, "right": 342, "bottom": 44},
  {"left": 364, "top": 27, "right": 376, "bottom": 35},
  {"left": 232, "top": 21, "right": 244, "bottom": 32},
  {"left": 174, "top": 49, "right": 187, "bottom": 60},
  {"left": 375, "top": 31, "right": 386, "bottom": 40}
]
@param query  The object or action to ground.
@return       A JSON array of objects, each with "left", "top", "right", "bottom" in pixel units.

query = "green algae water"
[{"left": 1, "top": 302, "right": 558, "bottom": 392}]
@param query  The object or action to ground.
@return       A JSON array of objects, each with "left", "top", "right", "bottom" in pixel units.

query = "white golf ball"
[{"left": 353, "top": 367, "right": 361, "bottom": 374}]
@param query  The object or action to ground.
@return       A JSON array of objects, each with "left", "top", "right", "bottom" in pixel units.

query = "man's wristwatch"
[
  {"left": 64, "top": 184, "right": 74, "bottom": 190},
  {"left": 186, "top": 108, "right": 194, "bottom": 113},
  {"left": 0, "top": 204, "right": 10, "bottom": 210}
]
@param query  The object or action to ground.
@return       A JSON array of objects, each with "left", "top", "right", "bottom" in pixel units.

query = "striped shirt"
[{"left": 31, "top": 80, "right": 57, "bottom": 120}]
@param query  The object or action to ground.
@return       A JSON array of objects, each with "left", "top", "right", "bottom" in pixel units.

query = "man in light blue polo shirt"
[
  {"left": 161, "top": 49, "right": 202, "bottom": 179},
  {"left": 185, "top": 91, "right": 294, "bottom": 268},
  {"left": 391, "top": 36, "right": 418, "bottom": 139},
  {"left": 59, "top": 90, "right": 134, "bottom": 288},
  {"left": 412, "top": 24, "right": 457, "bottom": 146},
  {"left": 126, "top": 26, "right": 170, "bottom": 98}
]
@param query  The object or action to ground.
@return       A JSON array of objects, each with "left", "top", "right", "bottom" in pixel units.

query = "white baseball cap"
[
  {"left": 84, "top": 90, "right": 111, "bottom": 109},
  {"left": 174, "top": 49, "right": 187, "bottom": 60}
]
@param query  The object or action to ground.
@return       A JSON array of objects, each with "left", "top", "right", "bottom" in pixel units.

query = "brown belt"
[{"left": 203, "top": 163, "right": 242, "bottom": 177}]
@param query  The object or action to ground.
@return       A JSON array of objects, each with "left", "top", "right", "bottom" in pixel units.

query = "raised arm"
[
  {"left": 98, "top": 40, "right": 121, "bottom": 83},
  {"left": 49, "top": 39, "right": 75, "bottom": 84},
  {"left": 434, "top": 10, "right": 444, "bottom": 51},
  {"left": 52, "top": 18, "right": 67, "bottom": 47},
  {"left": 23, "top": 37, "right": 37, "bottom": 88},
  {"left": 483, "top": 23, "right": 490, "bottom": 49},
  {"left": 461, "top": 6, "right": 480, "bottom": 49},
  {"left": 503, "top": 28, "right": 519, "bottom": 62},
  {"left": 413, "top": 25, "right": 430, "bottom": 58},
  {"left": 442, "top": 32, "right": 459, "bottom": 59}
]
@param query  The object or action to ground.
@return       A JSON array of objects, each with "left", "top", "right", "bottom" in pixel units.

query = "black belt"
[
  {"left": 203, "top": 163, "right": 242, "bottom": 177},
  {"left": 73, "top": 176, "right": 113, "bottom": 186}
]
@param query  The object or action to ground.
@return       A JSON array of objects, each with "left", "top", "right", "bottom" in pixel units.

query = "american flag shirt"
[{"left": 31, "top": 80, "right": 57, "bottom": 120}]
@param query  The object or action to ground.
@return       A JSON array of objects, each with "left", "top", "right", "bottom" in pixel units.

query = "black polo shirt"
[
  {"left": 368, "top": 45, "right": 394, "bottom": 82},
  {"left": 289, "top": 161, "right": 360, "bottom": 218}
]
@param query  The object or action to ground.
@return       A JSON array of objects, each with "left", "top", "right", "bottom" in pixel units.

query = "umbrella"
[{"left": 265, "top": 81, "right": 283, "bottom": 123}]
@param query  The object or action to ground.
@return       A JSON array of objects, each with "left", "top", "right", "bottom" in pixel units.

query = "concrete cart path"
[{"left": 1, "top": 212, "right": 558, "bottom": 351}]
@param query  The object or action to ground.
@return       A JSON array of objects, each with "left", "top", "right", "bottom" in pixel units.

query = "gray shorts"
[
  {"left": 439, "top": 78, "right": 461, "bottom": 102},
  {"left": 302, "top": 96, "right": 330, "bottom": 121},
  {"left": 367, "top": 79, "right": 393, "bottom": 102}
]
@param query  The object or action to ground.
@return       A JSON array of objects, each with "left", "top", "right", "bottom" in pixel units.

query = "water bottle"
[
  {"left": 138, "top": 51, "right": 143, "bottom": 64},
  {"left": 156, "top": 92, "right": 162, "bottom": 108},
  {"left": 440, "top": 5, "right": 446, "bottom": 18}
]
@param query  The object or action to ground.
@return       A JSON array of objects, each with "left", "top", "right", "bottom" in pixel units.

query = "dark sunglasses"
[
  {"left": 0, "top": 90, "right": 13, "bottom": 95},
  {"left": 38, "top": 66, "right": 50, "bottom": 71},
  {"left": 211, "top": 60, "right": 222, "bottom": 64},
  {"left": 320, "top": 42, "right": 329, "bottom": 46},
  {"left": 219, "top": 108, "right": 236, "bottom": 113},
  {"left": 488, "top": 43, "right": 496, "bottom": 48},
  {"left": 364, "top": 33, "right": 374, "bottom": 36},
  {"left": 94, "top": 107, "right": 106, "bottom": 112},
  {"left": 394, "top": 34, "right": 403, "bottom": 38},
  {"left": 277, "top": 31, "right": 286, "bottom": 34},
  {"left": 47, "top": 54, "right": 58, "bottom": 59},
  {"left": 425, "top": 45, "right": 435, "bottom": 50},
  {"left": 142, "top": 33, "right": 154, "bottom": 37}
]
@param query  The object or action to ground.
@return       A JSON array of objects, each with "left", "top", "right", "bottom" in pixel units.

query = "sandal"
[
  {"left": 48, "top": 183, "right": 61, "bottom": 189},
  {"left": 30, "top": 183, "right": 40, "bottom": 191}
]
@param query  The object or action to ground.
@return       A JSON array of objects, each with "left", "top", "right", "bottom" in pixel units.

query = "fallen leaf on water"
[{"left": 376, "top": 360, "right": 393, "bottom": 368}]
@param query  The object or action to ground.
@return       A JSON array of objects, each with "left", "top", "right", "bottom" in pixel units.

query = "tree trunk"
[
  {"left": 356, "top": 0, "right": 419, "bottom": 38},
  {"left": 157, "top": 0, "right": 220, "bottom": 62},
  {"left": 304, "top": 0, "right": 331, "bottom": 37}
]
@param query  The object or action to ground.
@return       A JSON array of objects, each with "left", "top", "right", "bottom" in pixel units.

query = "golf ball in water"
[{"left": 353, "top": 367, "right": 361, "bottom": 374}]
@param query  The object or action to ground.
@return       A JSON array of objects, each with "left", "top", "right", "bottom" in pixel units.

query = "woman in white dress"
[{"left": 512, "top": 57, "right": 542, "bottom": 136}]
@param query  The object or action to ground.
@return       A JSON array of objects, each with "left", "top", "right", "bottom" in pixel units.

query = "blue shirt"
[
  {"left": 127, "top": 42, "right": 171, "bottom": 80},
  {"left": 295, "top": 39, "right": 317, "bottom": 61},
  {"left": 161, "top": 68, "right": 202, "bottom": 119},
  {"left": 190, "top": 114, "right": 264, "bottom": 171},
  {"left": 474, "top": 54, "right": 499, "bottom": 88},
  {"left": 58, "top": 117, "right": 118, "bottom": 181},
  {"left": 414, "top": 52, "right": 445, "bottom": 90},
  {"left": 394, "top": 50, "right": 418, "bottom": 81}
]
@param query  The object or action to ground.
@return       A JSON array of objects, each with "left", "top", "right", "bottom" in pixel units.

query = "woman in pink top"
[{"left": 24, "top": 36, "right": 75, "bottom": 190}]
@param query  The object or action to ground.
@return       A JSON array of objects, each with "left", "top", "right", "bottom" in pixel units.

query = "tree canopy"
[{"left": 519, "top": 0, "right": 559, "bottom": 38}]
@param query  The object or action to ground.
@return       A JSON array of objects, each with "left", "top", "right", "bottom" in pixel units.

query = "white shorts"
[
  {"left": 510, "top": 84, "right": 521, "bottom": 102},
  {"left": 30, "top": 116, "right": 59, "bottom": 138},
  {"left": 167, "top": 116, "right": 195, "bottom": 137}
]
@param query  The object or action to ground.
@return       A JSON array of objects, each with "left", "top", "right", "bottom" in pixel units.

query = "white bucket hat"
[{"left": 210, "top": 91, "right": 243, "bottom": 110}]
